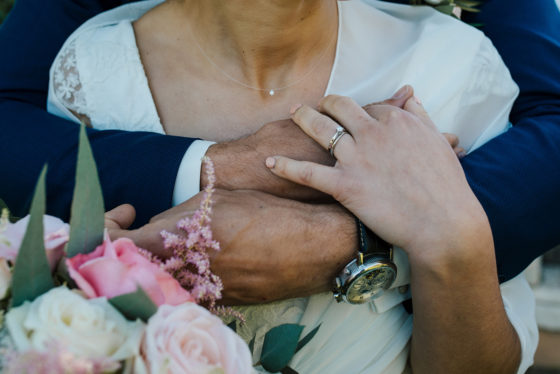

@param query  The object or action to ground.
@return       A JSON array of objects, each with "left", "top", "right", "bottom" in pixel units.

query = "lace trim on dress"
[{"left": 51, "top": 40, "right": 91, "bottom": 124}]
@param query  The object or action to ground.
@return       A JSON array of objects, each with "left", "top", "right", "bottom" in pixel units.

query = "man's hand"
[
  {"left": 106, "top": 190, "right": 357, "bottom": 304},
  {"left": 202, "top": 87, "right": 416, "bottom": 201}
]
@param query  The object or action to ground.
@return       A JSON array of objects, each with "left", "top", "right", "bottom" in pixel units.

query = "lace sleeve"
[{"left": 51, "top": 40, "right": 92, "bottom": 126}]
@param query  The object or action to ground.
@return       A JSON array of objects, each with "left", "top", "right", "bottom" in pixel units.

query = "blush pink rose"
[
  {"left": 66, "top": 236, "right": 193, "bottom": 306},
  {"left": 142, "top": 304, "right": 253, "bottom": 374},
  {"left": 0, "top": 215, "right": 68, "bottom": 270}
]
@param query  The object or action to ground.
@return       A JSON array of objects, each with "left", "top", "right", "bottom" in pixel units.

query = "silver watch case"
[{"left": 333, "top": 253, "right": 397, "bottom": 304}]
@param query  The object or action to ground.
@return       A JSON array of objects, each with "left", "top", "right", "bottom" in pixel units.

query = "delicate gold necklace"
[{"left": 188, "top": 24, "right": 338, "bottom": 96}]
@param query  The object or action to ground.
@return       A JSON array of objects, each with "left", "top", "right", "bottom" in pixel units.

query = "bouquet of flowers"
[{"left": 0, "top": 127, "right": 318, "bottom": 374}]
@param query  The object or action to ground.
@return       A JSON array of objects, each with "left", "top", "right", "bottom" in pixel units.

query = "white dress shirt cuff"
[{"left": 172, "top": 140, "right": 216, "bottom": 206}]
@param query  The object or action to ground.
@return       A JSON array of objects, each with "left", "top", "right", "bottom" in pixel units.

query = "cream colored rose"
[
  {"left": 142, "top": 303, "right": 254, "bottom": 374},
  {"left": 5, "top": 287, "right": 145, "bottom": 362},
  {"left": 0, "top": 258, "right": 11, "bottom": 300}
]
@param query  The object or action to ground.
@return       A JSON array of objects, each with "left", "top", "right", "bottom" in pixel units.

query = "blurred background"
[
  {"left": 0, "top": 1, "right": 559, "bottom": 373},
  {"left": 0, "top": 0, "right": 13, "bottom": 24}
]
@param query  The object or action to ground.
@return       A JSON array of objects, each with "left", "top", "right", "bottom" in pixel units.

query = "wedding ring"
[{"left": 328, "top": 126, "right": 348, "bottom": 158}]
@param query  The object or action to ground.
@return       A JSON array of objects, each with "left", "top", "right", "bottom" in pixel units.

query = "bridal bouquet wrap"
[{"left": 0, "top": 126, "right": 253, "bottom": 374}]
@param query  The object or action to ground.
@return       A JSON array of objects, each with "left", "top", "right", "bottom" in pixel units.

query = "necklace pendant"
[{"left": 269, "top": 89, "right": 275, "bottom": 96}]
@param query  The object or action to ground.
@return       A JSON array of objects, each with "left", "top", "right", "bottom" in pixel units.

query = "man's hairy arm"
[{"left": 106, "top": 189, "right": 358, "bottom": 304}]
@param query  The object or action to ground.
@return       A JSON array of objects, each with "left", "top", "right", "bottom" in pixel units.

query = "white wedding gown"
[{"left": 47, "top": 1, "right": 538, "bottom": 373}]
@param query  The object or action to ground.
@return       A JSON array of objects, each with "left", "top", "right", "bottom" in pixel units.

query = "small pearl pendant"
[{"left": 269, "top": 89, "right": 275, "bottom": 96}]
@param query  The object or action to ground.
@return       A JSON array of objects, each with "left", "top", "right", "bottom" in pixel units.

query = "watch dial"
[{"left": 347, "top": 267, "right": 396, "bottom": 304}]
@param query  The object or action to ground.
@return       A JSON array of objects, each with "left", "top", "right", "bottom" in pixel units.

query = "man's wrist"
[
  {"left": 318, "top": 205, "right": 359, "bottom": 280},
  {"left": 202, "top": 138, "right": 257, "bottom": 191},
  {"left": 173, "top": 140, "right": 215, "bottom": 205}
]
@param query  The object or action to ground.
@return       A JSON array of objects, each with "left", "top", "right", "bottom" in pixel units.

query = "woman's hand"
[
  {"left": 266, "top": 91, "right": 487, "bottom": 262},
  {"left": 267, "top": 90, "right": 521, "bottom": 374}
]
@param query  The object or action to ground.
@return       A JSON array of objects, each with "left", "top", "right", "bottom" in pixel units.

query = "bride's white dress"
[{"left": 47, "top": 1, "right": 538, "bottom": 373}]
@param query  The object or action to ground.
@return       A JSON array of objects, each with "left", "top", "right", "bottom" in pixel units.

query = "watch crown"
[{"left": 333, "top": 292, "right": 343, "bottom": 303}]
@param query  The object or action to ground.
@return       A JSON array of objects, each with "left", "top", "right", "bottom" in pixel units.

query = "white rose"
[
  {"left": 142, "top": 303, "right": 254, "bottom": 374},
  {"left": 5, "top": 287, "right": 145, "bottom": 362},
  {"left": 424, "top": 0, "right": 444, "bottom": 4},
  {"left": 0, "top": 258, "right": 11, "bottom": 300}
]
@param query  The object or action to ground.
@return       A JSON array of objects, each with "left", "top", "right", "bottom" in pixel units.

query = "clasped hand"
[
  {"left": 106, "top": 86, "right": 470, "bottom": 304},
  {"left": 267, "top": 93, "right": 488, "bottom": 263}
]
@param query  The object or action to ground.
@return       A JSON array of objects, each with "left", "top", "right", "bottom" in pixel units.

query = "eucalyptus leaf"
[
  {"left": 109, "top": 287, "right": 158, "bottom": 322},
  {"left": 248, "top": 336, "right": 256, "bottom": 354},
  {"left": 435, "top": 4, "right": 456, "bottom": 15},
  {"left": 260, "top": 324, "right": 304, "bottom": 373},
  {"left": 11, "top": 166, "right": 55, "bottom": 307},
  {"left": 281, "top": 367, "right": 299, "bottom": 374},
  {"left": 295, "top": 324, "right": 321, "bottom": 354},
  {"left": 455, "top": 0, "right": 482, "bottom": 6},
  {"left": 66, "top": 125, "right": 105, "bottom": 257}
]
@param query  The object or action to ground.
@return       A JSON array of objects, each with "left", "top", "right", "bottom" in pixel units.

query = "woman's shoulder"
[{"left": 47, "top": 3, "right": 164, "bottom": 133}]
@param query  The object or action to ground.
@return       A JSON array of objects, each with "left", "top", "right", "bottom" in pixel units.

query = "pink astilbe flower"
[{"left": 160, "top": 158, "right": 226, "bottom": 312}]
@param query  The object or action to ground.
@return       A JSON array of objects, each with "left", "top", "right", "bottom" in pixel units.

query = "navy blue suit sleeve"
[
  {"left": 462, "top": 0, "right": 560, "bottom": 282},
  {"left": 0, "top": 0, "right": 195, "bottom": 226}
]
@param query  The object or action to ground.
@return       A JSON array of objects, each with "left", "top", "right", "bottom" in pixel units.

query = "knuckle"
[
  {"left": 320, "top": 94, "right": 339, "bottom": 109},
  {"left": 331, "top": 177, "right": 350, "bottom": 202},
  {"left": 298, "top": 166, "right": 314, "bottom": 184},
  {"left": 310, "top": 115, "right": 326, "bottom": 135},
  {"left": 331, "top": 96, "right": 353, "bottom": 112},
  {"left": 388, "top": 109, "right": 415, "bottom": 126}
]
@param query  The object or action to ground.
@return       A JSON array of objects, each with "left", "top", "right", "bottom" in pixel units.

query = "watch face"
[{"left": 346, "top": 266, "right": 397, "bottom": 304}]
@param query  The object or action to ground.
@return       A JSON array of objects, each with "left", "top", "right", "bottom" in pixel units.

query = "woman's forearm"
[{"left": 408, "top": 226, "right": 521, "bottom": 374}]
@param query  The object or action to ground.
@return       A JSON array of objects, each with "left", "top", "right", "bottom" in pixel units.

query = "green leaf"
[
  {"left": 227, "top": 320, "right": 237, "bottom": 332},
  {"left": 248, "top": 336, "right": 256, "bottom": 354},
  {"left": 281, "top": 368, "right": 299, "bottom": 374},
  {"left": 260, "top": 324, "right": 304, "bottom": 373},
  {"left": 435, "top": 4, "right": 456, "bottom": 16},
  {"left": 0, "top": 198, "right": 9, "bottom": 214},
  {"left": 0, "top": 198, "right": 20, "bottom": 223},
  {"left": 295, "top": 324, "right": 321, "bottom": 354},
  {"left": 66, "top": 125, "right": 105, "bottom": 257},
  {"left": 455, "top": 0, "right": 482, "bottom": 6},
  {"left": 11, "top": 166, "right": 55, "bottom": 307},
  {"left": 54, "top": 260, "right": 75, "bottom": 288},
  {"left": 109, "top": 287, "right": 158, "bottom": 322}
]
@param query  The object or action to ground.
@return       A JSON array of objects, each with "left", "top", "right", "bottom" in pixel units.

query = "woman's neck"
[{"left": 174, "top": 0, "right": 339, "bottom": 93}]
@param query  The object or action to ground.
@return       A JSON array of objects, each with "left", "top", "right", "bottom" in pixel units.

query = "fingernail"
[
  {"left": 392, "top": 85, "right": 409, "bottom": 100},
  {"left": 290, "top": 104, "right": 303, "bottom": 115},
  {"left": 265, "top": 157, "right": 276, "bottom": 169},
  {"left": 413, "top": 95, "right": 422, "bottom": 105}
]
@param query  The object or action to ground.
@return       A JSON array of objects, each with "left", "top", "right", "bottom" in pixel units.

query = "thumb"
[
  {"left": 381, "top": 85, "right": 414, "bottom": 108},
  {"left": 105, "top": 204, "right": 136, "bottom": 230},
  {"left": 363, "top": 85, "right": 414, "bottom": 114},
  {"left": 403, "top": 95, "right": 437, "bottom": 129}
]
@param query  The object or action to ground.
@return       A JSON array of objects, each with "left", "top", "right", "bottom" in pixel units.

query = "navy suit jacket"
[{"left": 0, "top": 0, "right": 559, "bottom": 282}]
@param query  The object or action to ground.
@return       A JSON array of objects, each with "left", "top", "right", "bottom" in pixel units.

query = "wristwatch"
[{"left": 333, "top": 219, "right": 397, "bottom": 304}]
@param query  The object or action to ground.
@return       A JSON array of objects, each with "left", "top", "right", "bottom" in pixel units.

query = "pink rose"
[
  {"left": 66, "top": 236, "right": 193, "bottom": 306},
  {"left": 0, "top": 215, "right": 68, "bottom": 270},
  {"left": 142, "top": 304, "right": 253, "bottom": 374}
]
